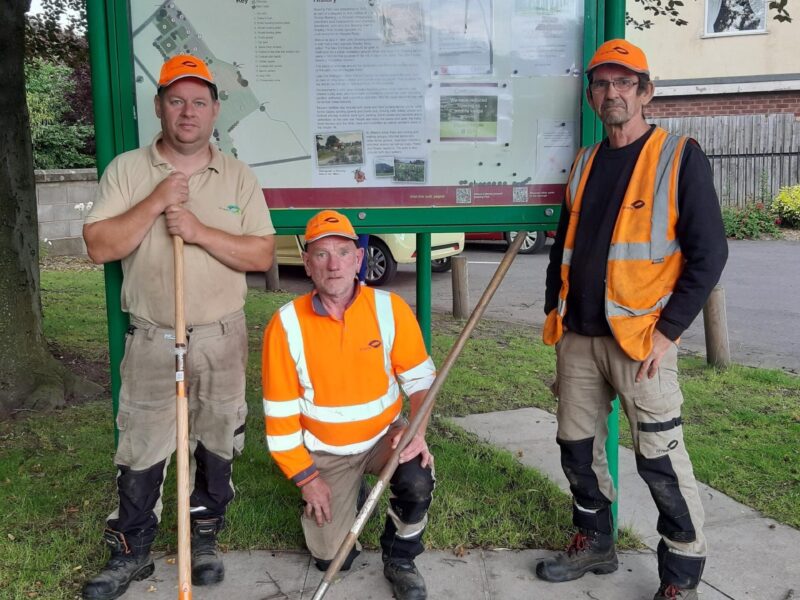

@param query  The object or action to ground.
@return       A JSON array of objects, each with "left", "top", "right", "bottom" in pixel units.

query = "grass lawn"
[{"left": 1, "top": 263, "right": 797, "bottom": 596}]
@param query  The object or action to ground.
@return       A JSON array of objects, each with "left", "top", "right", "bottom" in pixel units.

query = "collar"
[
  {"left": 148, "top": 133, "right": 223, "bottom": 173},
  {"left": 311, "top": 279, "right": 362, "bottom": 317}
]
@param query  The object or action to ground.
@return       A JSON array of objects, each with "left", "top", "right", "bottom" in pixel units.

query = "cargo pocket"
[
  {"left": 632, "top": 378, "right": 684, "bottom": 461},
  {"left": 114, "top": 405, "right": 175, "bottom": 470}
]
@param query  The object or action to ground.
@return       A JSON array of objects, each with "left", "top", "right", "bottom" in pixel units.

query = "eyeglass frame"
[{"left": 587, "top": 77, "right": 642, "bottom": 93}]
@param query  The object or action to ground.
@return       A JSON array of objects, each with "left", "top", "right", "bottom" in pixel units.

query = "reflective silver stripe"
[
  {"left": 567, "top": 144, "right": 598, "bottom": 207},
  {"left": 374, "top": 289, "right": 396, "bottom": 379},
  {"left": 397, "top": 357, "right": 436, "bottom": 396},
  {"left": 303, "top": 419, "right": 396, "bottom": 455},
  {"left": 651, "top": 134, "right": 682, "bottom": 261},
  {"left": 264, "top": 398, "right": 301, "bottom": 418},
  {"left": 562, "top": 248, "right": 573, "bottom": 266},
  {"left": 278, "top": 302, "right": 315, "bottom": 404},
  {"left": 299, "top": 380, "right": 400, "bottom": 423},
  {"left": 388, "top": 505, "right": 428, "bottom": 539},
  {"left": 266, "top": 430, "right": 304, "bottom": 452},
  {"left": 607, "top": 292, "right": 672, "bottom": 318},
  {"left": 557, "top": 297, "right": 567, "bottom": 317},
  {"left": 608, "top": 239, "right": 680, "bottom": 261}
]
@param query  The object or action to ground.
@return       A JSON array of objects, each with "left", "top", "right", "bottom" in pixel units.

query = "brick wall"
[
  {"left": 36, "top": 169, "right": 98, "bottom": 256},
  {"left": 648, "top": 91, "right": 800, "bottom": 119}
]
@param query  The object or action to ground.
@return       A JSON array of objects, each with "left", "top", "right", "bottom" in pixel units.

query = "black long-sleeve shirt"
[{"left": 544, "top": 125, "right": 729, "bottom": 342}]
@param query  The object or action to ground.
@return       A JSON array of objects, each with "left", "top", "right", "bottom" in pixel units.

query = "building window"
[{"left": 705, "top": 0, "right": 767, "bottom": 35}]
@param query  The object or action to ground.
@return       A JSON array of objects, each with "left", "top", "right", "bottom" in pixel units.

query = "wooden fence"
[{"left": 651, "top": 113, "right": 800, "bottom": 207}]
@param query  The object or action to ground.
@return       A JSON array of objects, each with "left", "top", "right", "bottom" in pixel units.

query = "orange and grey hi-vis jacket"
[
  {"left": 262, "top": 285, "right": 435, "bottom": 486},
  {"left": 543, "top": 126, "right": 689, "bottom": 361}
]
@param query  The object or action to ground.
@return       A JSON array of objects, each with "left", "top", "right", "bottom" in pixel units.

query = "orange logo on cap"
[
  {"left": 612, "top": 46, "right": 629, "bottom": 55},
  {"left": 182, "top": 60, "right": 198, "bottom": 67},
  {"left": 324, "top": 217, "right": 339, "bottom": 223}
]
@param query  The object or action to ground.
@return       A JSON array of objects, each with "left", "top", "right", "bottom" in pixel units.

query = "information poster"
[{"left": 129, "top": 0, "right": 584, "bottom": 209}]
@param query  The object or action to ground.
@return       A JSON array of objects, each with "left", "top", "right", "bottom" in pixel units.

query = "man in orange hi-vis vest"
[
  {"left": 262, "top": 210, "right": 436, "bottom": 600},
  {"left": 537, "top": 40, "right": 728, "bottom": 600}
]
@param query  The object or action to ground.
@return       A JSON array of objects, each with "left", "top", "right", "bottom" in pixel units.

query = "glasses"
[
  {"left": 307, "top": 248, "right": 356, "bottom": 262},
  {"left": 589, "top": 77, "right": 638, "bottom": 93}
]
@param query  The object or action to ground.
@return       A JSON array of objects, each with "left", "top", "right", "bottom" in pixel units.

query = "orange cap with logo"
[
  {"left": 304, "top": 210, "right": 358, "bottom": 245},
  {"left": 587, "top": 39, "right": 649, "bottom": 76},
  {"left": 158, "top": 54, "right": 217, "bottom": 92}
]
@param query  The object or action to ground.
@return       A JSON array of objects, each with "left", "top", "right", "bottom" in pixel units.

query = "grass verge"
[{"left": 0, "top": 268, "right": 574, "bottom": 598}]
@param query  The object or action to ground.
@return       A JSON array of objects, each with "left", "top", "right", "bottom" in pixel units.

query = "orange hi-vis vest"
[
  {"left": 543, "top": 127, "right": 689, "bottom": 361},
  {"left": 262, "top": 286, "right": 435, "bottom": 485}
]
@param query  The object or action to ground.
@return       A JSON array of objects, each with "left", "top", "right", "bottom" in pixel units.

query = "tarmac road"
[{"left": 250, "top": 238, "right": 800, "bottom": 373}]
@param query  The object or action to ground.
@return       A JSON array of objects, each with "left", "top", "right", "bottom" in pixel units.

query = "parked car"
[
  {"left": 275, "top": 232, "right": 465, "bottom": 286},
  {"left": 465, "top": 230, "right": 552, "bottom": 254}
]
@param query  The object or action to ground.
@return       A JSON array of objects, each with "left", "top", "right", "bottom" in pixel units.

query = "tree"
[
  {"left": 0, "top": 0, "right": 99, "bottom": 418},
  {"left": 628, "top": 0, "right": 790, "bottom": 29}
]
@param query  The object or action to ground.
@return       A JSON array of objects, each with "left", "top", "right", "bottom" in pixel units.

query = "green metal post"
[
  {"left": 415, "top": 233, "right": 432, "bottom": 352},
  {"left": 87, "top": 0, "right": 127, "bottom": 444},
  {"left": 602, "top": 0, "right": 627, "bottom": 538},
  {"left": 87, "top": 0, "right": 138, "bottom": 444}
]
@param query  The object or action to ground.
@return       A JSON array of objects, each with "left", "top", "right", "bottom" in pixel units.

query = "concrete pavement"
[
  {"left": 453, "top": 408, "right": 800, "bottom": 600},
  {"left": 126, "top": 547, "right": 730, "bottom": 599}
]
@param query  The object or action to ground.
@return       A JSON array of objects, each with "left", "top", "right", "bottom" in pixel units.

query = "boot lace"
[
  {"left": 661, "top": 584, "right": 682, "bottom": 599},
  {"left": 566, "top": 532, "right": 589, "bottom": 556}
]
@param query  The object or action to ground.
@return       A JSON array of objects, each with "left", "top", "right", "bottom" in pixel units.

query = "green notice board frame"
[{"left": 87, "top": 0, "right": 624, "bottom": 518}]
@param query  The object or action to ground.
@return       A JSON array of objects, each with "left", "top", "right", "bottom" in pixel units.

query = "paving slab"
[
  {"left": 452, "top": 407, "right": 800, "bottom": 600},
  {"left": 123, "top": 548, "right": 733, "bottom": 600}
]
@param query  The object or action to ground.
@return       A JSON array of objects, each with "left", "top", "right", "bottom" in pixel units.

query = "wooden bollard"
[
  {"left": 703, "top": 284, "right": 730, "bottom": 368},
  {"left": 451, "top": 254, "right": 469, "bottom": 319},
  {"left": 265, "top": 261, "right": 280, "bottom": 291}
]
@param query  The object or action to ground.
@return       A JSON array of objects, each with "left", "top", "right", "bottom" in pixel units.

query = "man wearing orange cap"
[
  {"left": 262, "top": 210, "right": 436, "bottom": 600},
  {"left": 538, "top": 40, "right": 728, "bottom": 600},
  {"left": 82, "top": 54, "right": 275, "bottom": 599}
]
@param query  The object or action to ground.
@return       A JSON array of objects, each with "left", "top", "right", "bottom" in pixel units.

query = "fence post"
[
  {"left": 703, "top": 284, "right": 730, "bottom": 368},
  {"left": 451, "top": 255, "right": 469, "bottom": 319},
  {"left": 265, "top": 262, "right": 280, "bottom": 291}
]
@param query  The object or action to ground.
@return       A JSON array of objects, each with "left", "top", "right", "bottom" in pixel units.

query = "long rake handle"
[
  {"left": 173, "top": 236, "right": 192, "bottom": 600},
  {"left": 311, "top": 232, "right": 529, "bottom": 600}
]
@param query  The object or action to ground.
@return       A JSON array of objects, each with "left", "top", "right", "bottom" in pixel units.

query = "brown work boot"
[
  {"left": 383, "top": 556, "right": 427, "bottom": 600},
  {"left": 535, "top": 529, "right": 618, "bottom": 582},
  {"left": 654, "top": 583, "right": 699, "bottom": 600},
  {"left": 82, "top": 529, "right": 154, "bottom": 600}
]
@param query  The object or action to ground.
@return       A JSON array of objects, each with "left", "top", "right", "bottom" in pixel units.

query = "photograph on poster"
[
  {"left": 314, "top": 131, "right": 364, "bottom": 167},
  {"left": 393, "top": 158, "right": 426, "bottom": 183},
  {"left": 705, "top": 0, "right": 766, "bottom": 34},
  {"left": 375, "top": 157, "right": 395, "bottom": 177},
  {"left": 381, "top": 1, "right": 426, "bottom": 44},
  {"left": 440, "top": 94, "right": 499, "bottom": 142}
]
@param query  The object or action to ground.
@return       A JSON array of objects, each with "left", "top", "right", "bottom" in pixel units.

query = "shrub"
[
  {"left": 771, "top": 185, "right": 800, "bottom": 228},
  {"left": 25, "top": 58, "right": 95, "bottom": 169},
  {"left": 721, "top": 202, "right": 780, "bottom": 240}
]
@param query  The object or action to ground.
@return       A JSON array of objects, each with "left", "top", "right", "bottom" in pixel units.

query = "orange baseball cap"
[
  {"left": 587, "top": 39, "right": 649, "bottom": 76},
  {"left": 157, "top": 54, "right": 217, "bottom": 93},
  {"left": 304, "top": 210, "right": 358, "bottom": 245}
]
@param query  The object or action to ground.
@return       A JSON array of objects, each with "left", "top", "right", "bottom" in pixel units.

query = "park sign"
[{"left": 89, "top": 0, "right": 599, "bottom": 234}]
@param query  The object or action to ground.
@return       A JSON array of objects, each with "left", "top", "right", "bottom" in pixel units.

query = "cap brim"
[
  {"left": 305, "top": 232, "right": 359, "bottom": 245},
  {"left": 158, "top": 74, "right": 217, "bottom": 90},
  {"left": 587, "top": 59, "right": 649, "bottom": 75}
]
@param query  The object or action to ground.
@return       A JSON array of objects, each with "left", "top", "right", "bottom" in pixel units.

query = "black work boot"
[
  {"left": 191, "top": 517, "right": 225, "bottom": 585},
  {"left": 82, "top": 529, "right": 154, "bottom": 600},
  {"left": 383, "top": 556, "right": 427, "bottom": 600},
  {"left": 654, "top": 583, "right": 699, "bottom": 600},
  {"left": 535, "top": 529, "right": 618, "bottom": 582}
]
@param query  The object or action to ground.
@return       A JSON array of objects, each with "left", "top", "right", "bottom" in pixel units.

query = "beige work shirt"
[{"left": 86, "top": 136, "right": 275, "bottom": 327}]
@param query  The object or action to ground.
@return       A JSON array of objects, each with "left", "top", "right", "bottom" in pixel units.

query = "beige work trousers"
[{"left": 554, "top": 332, "right": 707, "bottom": 561}]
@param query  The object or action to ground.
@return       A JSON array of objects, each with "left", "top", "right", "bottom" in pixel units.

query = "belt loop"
[
  {"left": 146, "top": 326, "right": 157, "bottom": 341},
  {"left": 220, "top": 320, "right": 228, "bottom": 335}
]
